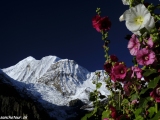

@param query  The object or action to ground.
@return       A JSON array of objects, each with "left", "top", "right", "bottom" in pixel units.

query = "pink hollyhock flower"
[
  {"left": 150, "top": 84, "right": 160, "bottom": 102},
  {"left": 136, "top": 48, "right": 156, "bottom": 65},
  {"left": 146, "top": 37, "right": 154, "bottom": 48},
  {"left": 127, "top": 34, "right": 140, "bottom": 56},
  {"left": 131, "top": 99, "right": 139, "bottom": 105},
  {"left": 92, "top": 15, "right": 111, "bottom": 32},
  {"left": 103, "top": 119, "right": 109, "bottom": 120},
  {"left": 111, "top": 62, "right": 127, "bottom": 82},
  {"left": 131, "top": 66, "right": 142, "bottom": 79},
  {"left": 104, "top": 62, "right": 112, "bottom": 74},
  {"left": 110, "top": 55, "right": 118, "bottom": 62},
  {"left": 109, "top": 106, "right": 117, "bottom": 119}
]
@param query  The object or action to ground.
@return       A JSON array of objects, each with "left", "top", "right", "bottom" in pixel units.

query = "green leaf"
[
  {"left": 139, "top": 97, "right": 150, "bottom": 108},
  {"left": 134, "top": 115, "right": 144, "bottom": 120},
  {"left": 130, "top": 93, "right": 139, "bottom": 101},
  {"left": 143, "top": 69, "right": 157, "bottom": 77},
  {"left": 89, "top": 92, "right": 96, "bottom": 101},
  {"left": 99, "top": 94, "right": 106, "bottom": 99},
  {"left": 148, "top": 76, "right": 160, "bottom": 88},
  {"left": 148, "top": 107, "right": 155, "bottom": 118},
  {"left": 140, "top": 88, "right": 149, "bottom": 95},
  {"left": 121, "top": 98, "right": 129, "bottom": 105},
  {"left": 81, "top": 112, "right": 93, "bottom": 120},
  {"left": 134, "top": 108, "right": 142, "bottom": 117},
  {"left": 101, "top": 110, "right": 110, "bottom": 119},
  {"left": 96, "top": 82, "right": 102, "bottom": 89},
  {"left": 151, "top": 110, "right": 160, "bottom": 120},
  {"left": 92, "top": 107, "right": 97, "bottom": 115}
]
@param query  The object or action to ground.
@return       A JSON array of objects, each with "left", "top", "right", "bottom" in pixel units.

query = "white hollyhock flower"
[
  {"left": 122, "top": 0, "right": 130, "bottom": 5},
  {"left": 121, "top": 4, "right": 155, "bottom": 34},
  {"left": 119, "top": 14, "right": 124, "bottom": 21}
]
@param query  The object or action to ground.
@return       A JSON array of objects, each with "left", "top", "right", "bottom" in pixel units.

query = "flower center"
[
  {"left": 135, "top": 16, "right": 144, "bottom": 25},
  {"left": 156, "top": 87, "right": 160, "bottom": 96},
  {"left": 144, "top": 56, "right": 149, "bottom": 60},
  {"left": 120, "top": 70, "right": 124, "bottom": 74}
]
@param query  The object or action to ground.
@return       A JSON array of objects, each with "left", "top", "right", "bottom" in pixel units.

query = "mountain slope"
[{"left": 2, "top": 55, "right": 110, "bottom": 120}]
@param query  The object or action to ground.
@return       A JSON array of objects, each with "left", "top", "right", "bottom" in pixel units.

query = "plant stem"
[
  {"left": 155, "top": 102, "right": 157, "bottom": 113},
  {"left": 119, "top": 90, "right": 121, "bottom": 109}
]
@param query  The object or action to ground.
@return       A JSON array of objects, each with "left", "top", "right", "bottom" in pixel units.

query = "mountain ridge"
[{"left": 2, "top": 55, "right": 109, "bottom": 120}]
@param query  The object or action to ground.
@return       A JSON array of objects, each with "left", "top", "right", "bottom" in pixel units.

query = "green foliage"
[
  {"left": 96, "top": 82, "right": 102, "bottom": 89},
  {"left": 148, "top": 76, "right": 160, "bottom": 88},
  {"left": 134, "top": 115, "right": 144, "bottom": 120},
  {"left": 89, "top": 92, "right": 96, "bottom": 101},
  {"left": 138, "top": 97, "right": 150, "bottom": 108},
  {"left": 134, "top": 108, "right": 142, "bottom": 117},
  {"left": 130, "top": 93, "right": 139, "bottom": 101},
  {"left": 81, "top": 112, "right": 93, "bottom": 120},
  {"left": 148, "top": 107, "right": 155, "bottom": 118},
  {"left": 101, "top": 110, "right": 110, "bottom": 119},
  {"left": 99, "top": 94, "right": 106, "bottom": 99},
  {"left": 140, "top": 88, "right": 149, "bottom": 95},
  {"left": 143, "top": 69, "right": 157, "bottom": 77},
  {"left": 121, "top": 98, "right": 129, "bottom": 105},
  {"left": 151, "top": 110, "right": 160, "bottom": 120}
]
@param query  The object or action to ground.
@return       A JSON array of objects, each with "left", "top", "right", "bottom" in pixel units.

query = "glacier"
[{"left": 2, "top": 55, "right": 110, "bottom": 120}]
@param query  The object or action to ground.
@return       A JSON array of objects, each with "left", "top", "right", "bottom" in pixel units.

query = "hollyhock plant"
[
  {"left": 127, "top": 34, "right": 140, "bottom": 56},
  {"left": 103, "top": 119, "right": 109, "bottom": 120},
  {"left": 120, "top": 4, "right": 155, "bottom": 34},
  {"left": 99, "top": 17, "right": 111, "bottom": 31},
  {"left": 111, "top": 62, "right": 127, "bottom": 82},
  {"left": 92, "top": 15, "right": 111, "bottom": 32},
  {"left": 116, "top": 115, "right": 129, "bottom": 120},
  {"left": 122, "top": 0, "right": 129, "bottom": 5},
  {"left": 104, "top": 62, "right": 112, "bottom": 74},
  {"left": 110, "top": 55, "right": 118, "bottom": 62},
  {"left": 82, "top": 1, "right": 160, "bottom": 120},
  {"left": 131, "top": 99, "right": 139, "bottom": 105},
  {"left": 131, "top": 66, "right": 142, "bottom": 79},
  {"left": 92, "top": 15, "right": 101, "bottom": 32},
  {"left": 123, "top": 81, "right": 132, "bottom": 96},
  {"left": 109, "top": 106, "right": 117, "bottom": 119},
  {"left": 146, "top": 37, "right": 154, "bottom": 48},
  {"left": 150, "top": 84, "right": 160, "bottom": 102},
  {"left": 136, "top": 48, "right": 156, "bottom": 65}
]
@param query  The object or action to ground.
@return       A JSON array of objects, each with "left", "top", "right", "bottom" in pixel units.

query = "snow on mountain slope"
[
  {"left": 3, "top": 56, "right": 61, "bottom": 83},
  {"left": 2, "top": 55, "right": 110, "bottom": 119}
]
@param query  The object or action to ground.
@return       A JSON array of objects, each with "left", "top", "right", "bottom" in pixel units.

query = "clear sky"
[{"left": 0, "top": 0, "right": 159, "bottom": 72}]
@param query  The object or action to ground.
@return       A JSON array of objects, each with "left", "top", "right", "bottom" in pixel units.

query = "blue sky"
[{"left": 0, "top": 0, "right": 159, "bottom": 72}]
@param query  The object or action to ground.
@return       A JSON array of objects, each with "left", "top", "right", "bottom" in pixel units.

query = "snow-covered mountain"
[{"left": 2, "top": 55, "right": 110, "bottom": 120}]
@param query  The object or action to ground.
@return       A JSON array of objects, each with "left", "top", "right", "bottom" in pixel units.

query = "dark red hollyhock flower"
[
  {"left": 110, "top": 55, "right": 118, "bottom": 62},
  {"left": 104, "top": 62, "right": 112, "bottom": 74},
  {"left": 150, "top": 84, "right": 160, "bottom": 102},
  {"left": 116, "top": 115, "right": 130, "bottom": 120},
  {"left": 123, "top": 81, "right": 132, "bottom": 96},
  {"left": 109, "top": 106, "right": 117, "bottom": 119},
  {"left": 92, "top": 15, "right": 111, "bottom": 32},
  {"left": 98, "top": 16, "right": 111, "bottom": 31},
  {"left": 111, "top": 62, "right": 127, "bottom": 82},
  {"left": 92, "top": 15, "right": 101, "bottom": 32}
]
